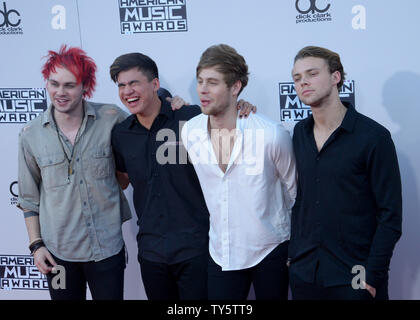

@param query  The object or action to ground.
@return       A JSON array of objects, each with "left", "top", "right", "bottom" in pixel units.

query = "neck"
[
  {"left": 136, "top": 95, "right": 161, "bottom": 130},
  {"left": 312, "top": 101, "right": 347, "bottom": 131},
  {"left": 311, "top": 93, "right": 347, "bottom": 131},
  {"left": 208, "top": 103, "right": 238, "bottom": 131},
  {"left": 53, "top": 102, "right": 85, "bottom": 131}
]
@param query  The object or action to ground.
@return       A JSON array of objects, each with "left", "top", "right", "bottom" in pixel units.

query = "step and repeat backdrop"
[{"left": 1, "top": 0, "right": 419, "bottom": 299}]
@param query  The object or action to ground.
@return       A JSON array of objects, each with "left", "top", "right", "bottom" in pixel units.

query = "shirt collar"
[
  {"left": 41, "top": 100, "right": 95, "bottom": 127},
  {"left": 303, "top": 101, "right": 357, "bottom": 133},
  {"left": 339, "top": 101, "right": 357, "bottom": 133},
  {"left": 194, "top": 112, "right": 244, "bottom": 143},
  {"left": 128, "top": 96, "right": 172, "bottom": 128}
]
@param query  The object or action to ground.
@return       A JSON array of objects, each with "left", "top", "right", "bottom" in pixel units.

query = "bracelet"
[
  {"left": 29, "top": 240, "right": 45, "bottom": 256},
  {"left": 29, "top": 238, "right": 42, "bottom": 247}
]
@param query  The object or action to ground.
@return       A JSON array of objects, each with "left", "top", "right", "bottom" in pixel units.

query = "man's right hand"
[{"left": 33, "top": 246, "right": 57, "bottom": 274}]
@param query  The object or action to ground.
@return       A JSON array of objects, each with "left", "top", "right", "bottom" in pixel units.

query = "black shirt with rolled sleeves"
[
  {"left": 111, "top": 97, "right": 209, "bottom": 264},
  {"left": 288, "top": 102, "right": 402, "bottom": 289}
]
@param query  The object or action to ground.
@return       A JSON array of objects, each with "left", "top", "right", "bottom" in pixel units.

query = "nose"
[
  {"left": 122, "top": 84, "right": 134, "bottom": 95},
  {"left": 198, "top": 82, "right": 208, "bottom": 93},
  {"left": 299, "top": 75, "right": 310, "bottom": 87},
  {"left": 57, "top": 85, "right": 65, "bottom": 95}
]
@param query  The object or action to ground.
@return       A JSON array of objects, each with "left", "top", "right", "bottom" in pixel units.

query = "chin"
[{"left": 200, "top": 107, "right": 212, "bottom": 115}]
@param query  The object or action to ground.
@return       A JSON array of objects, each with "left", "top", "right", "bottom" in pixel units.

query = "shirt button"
[
  {"left": 316, "top": 157, "right": 320, "bottom": 161},
  {"left": 87, "top": 223, "right": 91, "bottom": 227},
  {"left": 76, "top": 158, "right": 80, "bottom": 162},
  {"left": 315, "top": 178, "right": 320, "bottom": 183},
  {"left": 315, "top": 200, "right": 320, "bottom": 205},
  {"left": 80, "top": 180, "right": 83, "bottom": 184}
]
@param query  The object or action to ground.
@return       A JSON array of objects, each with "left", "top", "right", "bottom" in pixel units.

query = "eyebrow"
[
  {"left": 197, "top": 76, "right": 221, "bottom": 82},
  {"left": 292, "top": 67, "right": 320, "bottom": 77},
  {"left": 48, "top": 79, "right": 78, "bottom": 86},
  {"left": 117, "top": 80, "right": 139, "bottom": 87}
]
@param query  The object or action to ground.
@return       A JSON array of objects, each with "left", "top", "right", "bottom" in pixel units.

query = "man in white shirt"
[{"left": 181, "top": 44, "right": 297, "bottom": 299}]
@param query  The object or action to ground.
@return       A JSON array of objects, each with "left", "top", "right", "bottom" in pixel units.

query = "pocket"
[
  {"left": 91, "top": 147, "right": 113, "bottom": 179},
  {"left": 38, "top": 153, "right": 70, "bottom": 189}
]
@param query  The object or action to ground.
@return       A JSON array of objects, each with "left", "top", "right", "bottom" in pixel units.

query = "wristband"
[{"left": 29, "top": 239, "right": 45, "bottom": 256}]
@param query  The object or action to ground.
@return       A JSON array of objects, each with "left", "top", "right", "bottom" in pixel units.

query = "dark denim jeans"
[{"left": 46, "top": 247, "right": 126, "bottom": 300}]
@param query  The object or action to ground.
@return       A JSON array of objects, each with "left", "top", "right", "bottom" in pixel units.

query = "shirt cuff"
[{"left": 17, "top": 198, "right": 39, "bottom": 213}]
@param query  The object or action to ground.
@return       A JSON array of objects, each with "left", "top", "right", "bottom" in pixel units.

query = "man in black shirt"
[
  {"left": 109, "top": 52, "right": 254, "bottom": 300},
  {"left": 288, "top": 46, "right": 402, "bottom": 300}
]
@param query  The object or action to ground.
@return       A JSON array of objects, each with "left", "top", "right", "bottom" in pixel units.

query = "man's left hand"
[
  {"left": 167, "top": 96, "right": 190, "bottom": 110},
  {"left": 364, "top": 282, "right": 376, "bottom": 298},
  {"left": 237, "top": 99, "right": 257, "bottom": 118}
]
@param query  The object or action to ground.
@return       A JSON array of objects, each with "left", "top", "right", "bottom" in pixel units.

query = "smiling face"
[
  {"left": 46, "top": 66, "right": 84, "bottom": 115},
  {"left": 116, "top": 67, "right": 159, "bottom": 116},
  {"left": 196, "top": 67, "right": 240, "bottom": 117},
  {"left": 292, "top": 56, "right": 341, "bottom": 108}
]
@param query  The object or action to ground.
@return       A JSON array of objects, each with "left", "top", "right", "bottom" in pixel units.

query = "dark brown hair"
[
  {"left": 294, "top": 46, "right": 346, "bottom": 89},
  {"left": 110, "top": 52, "right": 158, "bottom": 83}
]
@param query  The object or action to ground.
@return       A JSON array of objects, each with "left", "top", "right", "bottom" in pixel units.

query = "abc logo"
[
  {"left": 0, "top": 2, "right": 21, "bottom": 28},
  {"left": 295, "top": 0, "right": 331, "bottom": 14}
]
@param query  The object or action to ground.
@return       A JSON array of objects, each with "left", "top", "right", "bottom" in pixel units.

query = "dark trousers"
[
  {"left": 138, "top": 253, "right": 208, "bottom": 300},
  {"left": 208, "top": 241, "right": 289, "bottom": 300},
  {"left": 289, "top": 261, "right": 389, "bottom": 300},
  {"left": 46, "top": 247, "right": 126, "bottom": 300}
]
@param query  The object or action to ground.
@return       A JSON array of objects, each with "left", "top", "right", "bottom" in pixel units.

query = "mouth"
[
  {"left": 126, "top": 97, "right": 140, "bottom": 106},
  {"left": 55, "top": 98, "right": 70, "bottom": 107},
  {"left": 200, "top": 99, "right": 211, "bottom": 107},
  {"left": 302, "top": 90, "right": 314, "bottom": 96}
]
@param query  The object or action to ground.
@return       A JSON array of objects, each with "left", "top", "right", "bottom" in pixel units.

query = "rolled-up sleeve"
[{"left": 17, "top": 129, "right": 41, "bottom": 213}]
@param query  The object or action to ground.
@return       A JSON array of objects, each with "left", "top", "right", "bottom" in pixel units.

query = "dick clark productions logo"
[
  {"left": 0, "top": 2, "right": 23, "bottom": 35},
  {"left": 295, "top": 0, "right": 332, "bottom": 24}
]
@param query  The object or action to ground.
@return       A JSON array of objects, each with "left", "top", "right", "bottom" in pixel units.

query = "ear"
[
  {"left": 231, "top": 80, "right": 242, "bottom": 97},
  {"left": 152, "top": 78, "right": 160, "bottom": 92},
  {"left": 331, "top": 70, "right": 341, "bottom": 87},
  {"left": 81, "top": 85, "right": 88, "bottom": 98}
]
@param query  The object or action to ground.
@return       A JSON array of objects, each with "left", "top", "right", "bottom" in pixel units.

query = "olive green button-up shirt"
[{"left": 17, "top": 101, "right": 132, "bottom": 262}]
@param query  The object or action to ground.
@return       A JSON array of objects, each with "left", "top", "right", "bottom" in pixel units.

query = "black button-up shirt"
[
  {"left": 111, "top": 98, "right": 209, "bottom": 264},
  {"left": 289, "top": 102, "right": 402, "bottom": 288}
]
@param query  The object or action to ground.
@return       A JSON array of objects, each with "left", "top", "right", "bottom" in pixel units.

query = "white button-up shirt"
[{"left": 181, "top": 113, "right": 297, "bottom": 271}]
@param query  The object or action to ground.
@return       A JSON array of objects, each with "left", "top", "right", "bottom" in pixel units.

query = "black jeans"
[
  {"left": 208, "top": 241, "right": 289, "bottom": 300},
  {"left": 46, "top": 247, "right": 126, "bottom": 300},
  {"left": 289, "top": 261, "right": 389, "bottom": 300},
  {"left": 138, "top": 253, "right": 208, "bottom": 300}
]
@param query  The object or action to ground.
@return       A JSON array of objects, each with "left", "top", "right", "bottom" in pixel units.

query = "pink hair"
[{"left": 41, "top": 45, "right": 97, "bottom": 98}]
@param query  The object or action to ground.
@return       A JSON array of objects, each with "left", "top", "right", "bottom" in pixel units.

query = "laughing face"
[
  {"left": 116, "top": 67, "right": 159, "bottom": 116},
  {"left": 46, "top": 66, "right": 84, "bottom": 116}
]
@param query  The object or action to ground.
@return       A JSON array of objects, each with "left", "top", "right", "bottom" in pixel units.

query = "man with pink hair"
[{"left": 17, "top": 45, "right": 133, "bottom": 300}]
